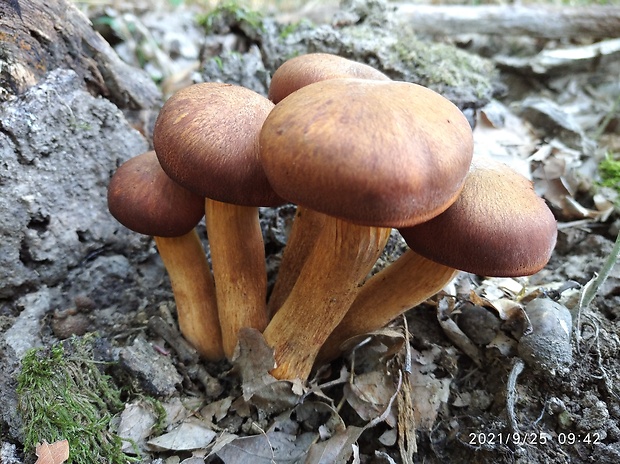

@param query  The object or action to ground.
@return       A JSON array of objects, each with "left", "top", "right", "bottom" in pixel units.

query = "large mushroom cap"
[
  {"left": 260, "top": 78, "right": 474, "bottom": 228},
  {"left": 400, "top": 156, "right": 558, "bottom": 277},
  {"left": 153, "top": 82, "right": 282, "bottom": 207},
  {"left": 107, "top": 151, "right": 205, "bottom": 237},
  {"left": 268, "top": 53, "right": 391, "bottom": 103}
]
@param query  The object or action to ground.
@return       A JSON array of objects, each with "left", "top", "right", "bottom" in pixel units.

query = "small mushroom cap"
[
  {"left": 108, "top": 151, "right": 205, "bottom": 237},
  {"left": 399, "top": 156, "right": 558, "bottom": 277},
  {"left": 153, "top": 82, "right": 283, "bottom": 207},
  {"left": 260, "top": 78, "right": 474, "bottom": 228},
  {"left": 268, "top": 53, "right": 391, "bottom": 103}
]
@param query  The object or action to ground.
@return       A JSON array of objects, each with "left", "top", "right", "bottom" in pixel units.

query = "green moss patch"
[
  {"left": 17, "top": 335, "right": 139, "bottom": 463},
  {"left": 598, "top": 153, "right": 620, "bottom": 191}
]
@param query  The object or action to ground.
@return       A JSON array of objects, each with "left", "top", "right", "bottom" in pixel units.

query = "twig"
[
  {"left": 402, "top": 315, "right": 412, "bottom": 374},
  {"left": 367, "top": 369, "right": 403, "bottom": 429},
  {"left": 506, "top": 358, "right": 525, "bottom": 437}
]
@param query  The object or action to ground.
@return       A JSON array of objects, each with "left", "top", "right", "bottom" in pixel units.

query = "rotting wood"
[
  {"left": 0, "top": 0, "right": 158, "bottom": 108},
  {"left": 279, "top": 5, "right": 620, "bottom": 39},
  {"left": 395, "top": 5, "right": 620, "bottom": 39}
]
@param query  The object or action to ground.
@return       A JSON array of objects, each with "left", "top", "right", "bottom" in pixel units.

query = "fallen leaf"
[
  {"left": 215, "top": 430, "right": 316, "bottom": 463},
  {"left": 117, "top": 401, "right": 158, "bottom": 453},
  {"left": 35, "top": 440, "right": 69, "bottom": 464},
  {"left": 232, "top": 328, "right": 302, "bottom": 418},
  {"left": 473, "top": 100, "right": 537, "bottom": 177},
  {"left": 200, "top": 396, "right": 234, "bottom": 425},
  {"left": 146, "top": 419, "right": 217, "bottom": 451},
  {"left": 344, "top": 371, "right": 397, "bottom": 426},
  {"left": 408, "top": 349, "right": 451, "bottom": 430},
  {"left": 305, "top": 426, "right": 365, "bottom": 464}
]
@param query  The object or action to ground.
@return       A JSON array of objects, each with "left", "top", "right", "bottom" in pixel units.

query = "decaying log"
[
  {"left": 393, "top": 5, "right": 620, "bottom": 39},
  {"left": 280, "top": 4, "right": 620, "bottom": 40},
  {"left": 0, "top": 0, "right": 158, "bottom": 108}
]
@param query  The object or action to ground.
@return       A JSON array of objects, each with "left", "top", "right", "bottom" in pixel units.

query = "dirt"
[{"left": 1, "top": 0, "right": 620, "bottom": 463}]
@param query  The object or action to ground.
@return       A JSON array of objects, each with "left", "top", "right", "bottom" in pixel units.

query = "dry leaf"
[
  {"left": 408, "top": 349, "right": 452, "bottom": 431},
  {"left": 437, "top": 297, "right": 483, "bottom": 366},
  {"left": 215, "top": 430, "right": 316, "bottom": 463},
  {"left": 344, "top": 371, "right": 397, "bottom": 426},
  {"left": 305, "top": 426, "right": 365, "bottom": 464},
  {"left": 146, "top": 419, "right": 217, "bottom": 451},
  {"left": 35, "top": 440, "right": 69, "bottom": 464},
  {"left": 473, "top": 101, "right": 537, "bottom": 177},
  {"left": 117, "top": 401, "right": 158, "bottom": 453},
  {"left": 232, "top": 328, "right": 302, "bottom": 417}
]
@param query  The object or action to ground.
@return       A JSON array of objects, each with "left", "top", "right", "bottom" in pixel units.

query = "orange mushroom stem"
[
  {"left": 263, "top": 217, "right": 390, "bottom": 381},
  {"left": 107, "top": 151, "right": 223, "bottom": 360},
  {"left": 153, "top": 82, "right": 282, "bottom": 359},
  {"left": 319, "top": 155, "right": 557, "bottom": 363},
  {"left": 318, "top": 249, "right": 458, "bottom": 362}
]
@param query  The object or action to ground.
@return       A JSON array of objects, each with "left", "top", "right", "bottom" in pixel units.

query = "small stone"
[
  {"left": 118, "top": 335, "right": 182, "bottom": 397},
  {"left": 518, "top": 298, "right": 573, "bottom": 376},
  {"left": 51, "top": 310, "right": 91, "bottom": 339},
  {"left": 578, "top": 400, "right": 610, "bottom": 431},
  {"left": 456, "top": 303, "right": 501, "bottom": 346}
]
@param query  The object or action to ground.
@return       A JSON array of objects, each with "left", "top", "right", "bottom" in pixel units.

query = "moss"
[
  {"left": 140, "top": 396, "right": 167, "bottom": 436},
  {"left": 278, "top": 19, "right": 312, "bottom": 40},
  {"left": 387, "top": 33, "right": 494, "bottom": 100},
  {"left": 337, "top": 24, "right": 496, "bottom": 104},
  {"left": 17, "top": 335, "right": 140, "bottom": 463},
  {"left": 212, "top": 55, "right": 224, "bottom": 71},
  {"left": 598, "top": 152, "right": 620, "bottom": 191},
  {"left": 197, "top": 1, "right": 264, "bottom": 35}
]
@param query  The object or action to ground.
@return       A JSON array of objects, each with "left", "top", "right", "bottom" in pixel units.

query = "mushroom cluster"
[{"left": 107, "top": 53, "right": 557, "bottom": 382}]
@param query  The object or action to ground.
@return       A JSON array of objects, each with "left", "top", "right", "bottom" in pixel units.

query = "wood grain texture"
[{"left": 0, "top": 0, "right": 158, "bottom": 108}]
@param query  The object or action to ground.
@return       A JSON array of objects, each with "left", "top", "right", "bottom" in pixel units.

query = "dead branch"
[
  {"left": 280, "top": 4, "right": 620, "bottom": 39},
  {"left": 392, "top": 4, "right": 620, "bottom": 39}
]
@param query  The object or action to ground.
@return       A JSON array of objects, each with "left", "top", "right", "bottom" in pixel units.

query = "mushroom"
[
  {"left": 268, "top": 52, "right": 390, "bottom": 104},
  {"left": 153, "top": 82, "right": 281, "bottom": 359},
  {"left": 266, "top": 54, "right": 392, "bottom": 317},
  {"left": 400, "top": 156, "right": 557, "bottom": 277},
  {"left": 319, "top": 155, "right": 557, "bottom": 361},
  {"left": 259, "top": 77, "right": 474, "bottom": 381},
  {"left": 107, "top": 151, "right": 223, "bottom": 360}
]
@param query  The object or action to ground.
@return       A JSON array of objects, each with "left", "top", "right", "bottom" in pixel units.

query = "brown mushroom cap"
[
  {"left": 107, "top": 151, "right": 205, "bottom": 237},
  {"left": 399, "top": 156, "right": 558, "bottom": 277},
  {"left": 153, "top": 82, "right": 282, "bottom": 207},
  {"left": 268, "top": 53, "right": 391, "bottom": 103},
  {"left": 260, "top": 78, "right": 474, "bottom": 228}
]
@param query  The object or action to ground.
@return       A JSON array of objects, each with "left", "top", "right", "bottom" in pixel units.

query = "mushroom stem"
[
  {"left": 317, "top": 249, "right": 458, "bottom": 362},
  {"left": 154, "top": 230, "right": 224, "bottom": 361},
  {"left": 206, "top": 199, "right": 269, "bottom": 359},
  {"left": 263, "top": 216, "right": 391, "bottom": 381},
  {"left": 267, "top": 206, "right": 326, "bottom": 318}
]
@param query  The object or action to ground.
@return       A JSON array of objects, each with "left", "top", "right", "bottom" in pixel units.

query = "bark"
[{"left": 0, "top": 0, "right": 158, "bottom": 108}]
